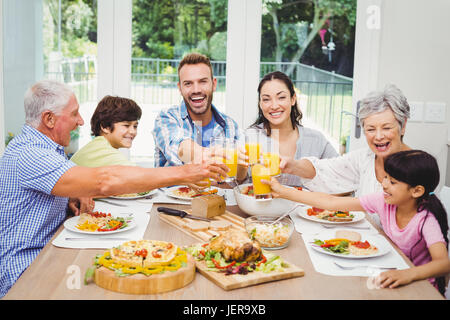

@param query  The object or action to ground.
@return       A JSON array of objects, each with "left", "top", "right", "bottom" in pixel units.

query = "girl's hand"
[
  {"left": 377, "top": 269, "right": 415, "bottom": 289},
  {"left": 261, "top": 177, "right": 286, "bottom": 199}
]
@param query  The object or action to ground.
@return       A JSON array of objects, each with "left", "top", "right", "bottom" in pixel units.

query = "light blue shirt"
[
  {"left": 152, "top": 101, "right": 241, "bottom": 167},
  {"left": 0, "top": 124, "right": 75, "bottom": 297},
  {"left": 200, "top": 114, "right": 216, "bottom": 147}
]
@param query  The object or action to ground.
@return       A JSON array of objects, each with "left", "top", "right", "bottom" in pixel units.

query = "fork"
[
  {"left": 322, "top": 224, "right": 370, "bottom": 230},
  {"left": 334, "top": 262, "right": 396, "bottom": 270}
]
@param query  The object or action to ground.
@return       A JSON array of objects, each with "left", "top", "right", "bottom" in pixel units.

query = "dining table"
[{"left": 3, "top": 187, "right": 444, "bottom": 303}]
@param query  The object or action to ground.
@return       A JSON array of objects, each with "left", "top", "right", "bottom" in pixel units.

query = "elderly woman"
[
  {"left": 248, "top": 71, "right": 338, "bottom": 186},
  {"left": 281, "top": 84, "right": 411, "bottom": 224}
]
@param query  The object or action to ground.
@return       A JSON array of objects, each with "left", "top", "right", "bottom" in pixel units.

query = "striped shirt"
[
  {"left": 0, "top": 124, "right": 75, "bottom": 297},
  {"left": 152, "top": 101, "right": 241, "bottom": 167}
]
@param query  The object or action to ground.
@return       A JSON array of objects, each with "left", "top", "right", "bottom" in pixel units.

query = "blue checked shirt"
[
  {"left": 152, "top": 101, "right": 241, "bottom": 167},
  {"left": 0, "top": 125, "right": 75, "bottom": 297}
]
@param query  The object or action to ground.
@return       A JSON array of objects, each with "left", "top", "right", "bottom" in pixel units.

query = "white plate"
[
  {"left": 310, "top": 234, "right": 390, "bottom": 259},
  {"left": 297, "top": 206, "right": 365, "bottom": 225},
  {"left": 108, "top": 189, "right": 158, "bottom": 200},
  {"left": 63, "top": 214, "right": 135, "bottom": 235},
  {"left": 164, "top": 186, "right": 223, "bottom": 201}
]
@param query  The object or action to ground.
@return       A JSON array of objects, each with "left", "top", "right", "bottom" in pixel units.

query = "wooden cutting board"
[
  {"left": 194, "top": 256, "right": 304, "bottom": 291},
  {"left": 159, "top": 210, "right": 305, "bottom": 290},
  {"left": 158, "top": 209, "right": 246, "bottom": 242},
  {"left": 94, "top": 254, "right": 196, "bottom": 295}
]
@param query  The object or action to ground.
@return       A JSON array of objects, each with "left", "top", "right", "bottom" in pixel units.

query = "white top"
[
  {"left": 302, "top": 147, "right": 382, "bottom": 196},
  {"left": 251, "top": 124, "right": 338, "bottom": 186},
  {"left": 302, "top": 147, "right": 383, "bottom": 226}
]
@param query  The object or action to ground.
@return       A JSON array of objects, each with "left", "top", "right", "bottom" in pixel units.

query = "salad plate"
[
  {"left": 297, "top": 206, "right": 365, "bottom": 225},
  {"left": 64, "top": 213, "right": 135, "bottom": 235},
  {"left": 108, "top": 189, "right": 158, "bottom": 200}
]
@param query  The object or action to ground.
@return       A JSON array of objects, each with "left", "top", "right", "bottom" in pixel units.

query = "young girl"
[
  {"left": 268, "top": 150, "right": 450, "bottom": 294},
  {"left": 70, "top": 95, "right": 142, "bottom": 167}
]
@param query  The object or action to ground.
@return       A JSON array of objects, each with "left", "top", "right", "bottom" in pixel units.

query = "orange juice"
[
  {"left": 224, "top": 149, "right": 238, "bottom": 178},
  {"left": 245, "top": 143, "right": 261, "bottom": 165},
  {"left": 252, "top": 164, "right": 271, "bottom": 195},
  {"left": 200, "top": 178, "right": 211, "bottom": 189},
  {"left": 262, "top": 152, "right": 281, "bottom": 176}
]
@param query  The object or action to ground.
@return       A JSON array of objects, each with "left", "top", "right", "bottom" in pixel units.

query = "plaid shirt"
[
  {"left": 0, "top": 125, "right": 75, "bottom": 297},
  {"left": 152, "top": 101, "right": 241, "bottom": 167}
]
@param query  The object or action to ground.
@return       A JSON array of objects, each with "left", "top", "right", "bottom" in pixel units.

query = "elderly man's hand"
[
  {"left": 182, "top": 160, "right": 229, "bottom": 186},
  {"left": 68, "top": 197, "right": 95, "bottom": 216}
]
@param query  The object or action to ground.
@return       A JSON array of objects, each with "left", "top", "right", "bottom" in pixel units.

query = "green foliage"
[
  {"left": 261, "top": 0, "right": 356, "bottom": 76},
  {"left": 5, "top": 132, "right": 14, "bottom": 147},
  {"left": 43, "top": 0, "right": 97, "bottom": 60}
]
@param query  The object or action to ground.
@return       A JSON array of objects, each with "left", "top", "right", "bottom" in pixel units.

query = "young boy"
[{"left": 70, "top": 96, "right": 142, "bottom": 167}]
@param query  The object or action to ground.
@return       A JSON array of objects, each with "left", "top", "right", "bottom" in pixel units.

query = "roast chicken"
[{"left": 209, "top": 229, "right": 262, "bottom": 262}]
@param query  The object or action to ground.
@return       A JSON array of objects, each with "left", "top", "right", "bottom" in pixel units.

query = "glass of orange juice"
[
  {"left": 210, "top": 137, "right": 237, "bottom": 182},
  {"left": 262, "top": 152, "right": 281, "bottom": 176},
  {"left": 251, "top": 163, "right": 272, "bottom": 197},
  {"left": 245, "top": 129, "right": 262, "bottom": 165}
]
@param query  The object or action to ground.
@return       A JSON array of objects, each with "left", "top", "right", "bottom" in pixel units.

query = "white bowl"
[{"left": 233, "top": 183, "right": 296, "bottom": 216}]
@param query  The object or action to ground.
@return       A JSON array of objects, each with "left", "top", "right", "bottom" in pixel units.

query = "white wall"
[
  {"left": 0, "top": 0, "right": 4, "bottom": 155},
  {"left": 352, "top": 0, "right": 450, "bottom": 189},
  {"left": 2, "top": 0, "right": 43, "bottom": 139},
  {"left": 225, "top": 0, "right": 262, "bottom": 130}
]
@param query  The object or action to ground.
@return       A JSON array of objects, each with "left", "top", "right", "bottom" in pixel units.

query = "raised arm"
[
  {"left": 268, "top": 177, "right": 364, "bottom": 212},
  {"left": 51, "top": 162, "right": 228, "bottom": 198},
  {"left": 280, "top": 157, "right": 317, "bottom": 180}
]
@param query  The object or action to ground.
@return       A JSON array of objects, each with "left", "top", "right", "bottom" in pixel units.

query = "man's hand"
[
  {"left": 68, "top": 197, "right": 95, "bottom": 216},
  {"left": 181, "top": 160, "right": 229, "bottom": 186}
]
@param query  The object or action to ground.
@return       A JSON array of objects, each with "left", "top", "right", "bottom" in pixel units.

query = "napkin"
[
  {"left": 289, "top": 207, "right": 379, "bottom": 236},
  {"left": 52, "top": 203, "right": 152, "bottom": 249},
  {"left": 301, "top": 230, "right": 410, "bottom": 277}
]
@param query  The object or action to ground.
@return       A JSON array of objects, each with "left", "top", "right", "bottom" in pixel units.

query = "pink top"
[{"left": 359, "top": 192, "right": 446, "bottom": 287}]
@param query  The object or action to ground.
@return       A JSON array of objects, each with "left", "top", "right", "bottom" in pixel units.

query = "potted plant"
[
  {"left": 66, "top": 128, "right": 80, "bottom": 156},
  {"left": 339, "top": 135, "right": 347, "bottom": 155},
  {"left": 5, "top": 132, "right": 15, "bottom": 147}
]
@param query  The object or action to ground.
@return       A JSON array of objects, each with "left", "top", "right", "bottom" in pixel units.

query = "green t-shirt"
[{"left": 70, "top": 136, "right": 135, "bottom": 167}]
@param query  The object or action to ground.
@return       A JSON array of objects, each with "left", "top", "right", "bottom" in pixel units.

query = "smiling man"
[
  {"left": 152, "top": 53, "right": 243, "bottom": 172},
  {"left": 0, "top": 80, "right": 228, "bottom": 297}
]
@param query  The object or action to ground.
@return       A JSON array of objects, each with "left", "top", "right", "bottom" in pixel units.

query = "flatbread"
[{"left": 109, "top": 240, "right": 178, "bottom": 268}]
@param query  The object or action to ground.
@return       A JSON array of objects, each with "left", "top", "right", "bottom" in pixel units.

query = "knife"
[
  {"left": 65, "top": 237, "right": 129, "bottom": 241},
  {"left": 95, "top": 199, "right": 128, "bottom": 207},
  {"left": 157, "top": 207, "right": 211, "bottom": 222}
]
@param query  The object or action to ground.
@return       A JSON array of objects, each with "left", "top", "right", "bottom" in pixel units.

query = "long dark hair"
[
  {"left": 251, "top": 71, "right": 302, "bottom": 136},
  {"left": 384, "top": 150, "right": 449, "bottom": 294}
]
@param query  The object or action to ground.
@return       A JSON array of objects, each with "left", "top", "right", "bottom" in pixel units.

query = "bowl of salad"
[
  {"left": 234, "top": 183, "right": 296, "bottom": 216},
  {"left": 245, "top": 215, "right": 294, "bottom": 250}
]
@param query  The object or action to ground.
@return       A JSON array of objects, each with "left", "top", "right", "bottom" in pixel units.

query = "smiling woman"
[
  {"left": 281, "top": 84, "right": 411, "bottom": 226},
  {"left": 249, "top": 71, "right": 338, "bottom": 186}
]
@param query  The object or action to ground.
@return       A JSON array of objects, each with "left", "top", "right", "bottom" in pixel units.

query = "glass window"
[
  {"left": 42, "top": 0, "right": 98, "bottom": 156},
  {"left": 130, "top": 0, "right": 228, "bottom": 164},
  {"left": 260, "top": 0, "right": 356, "bottom": 152}
]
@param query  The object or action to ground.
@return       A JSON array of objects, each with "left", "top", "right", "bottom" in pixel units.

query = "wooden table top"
[{"left": 3, "top": 203, "right": 444, "bottom": 300}]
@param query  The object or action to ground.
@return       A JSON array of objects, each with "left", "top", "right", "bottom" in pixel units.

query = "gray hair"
[
  {"left": 358, "top": 84, "right": 410, "bottom": 130},
  {"left": 24, "top": 79, "right": 74, "bottom": 128}
]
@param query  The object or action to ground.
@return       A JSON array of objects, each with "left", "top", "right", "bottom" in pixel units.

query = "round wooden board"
[{"left": 94, "top": 255, "right": 196, "bottom": 295}]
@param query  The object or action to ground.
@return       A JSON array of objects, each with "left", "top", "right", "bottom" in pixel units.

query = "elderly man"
[
  {"left": 152, "top": 52, "right": 247, "bottom": 183},
  {"left": 0, "top": 80, "right": 228, "bottom": 297}
]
